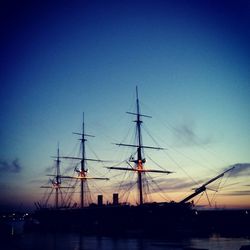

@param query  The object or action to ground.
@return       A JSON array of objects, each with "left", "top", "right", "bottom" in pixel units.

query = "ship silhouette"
[{"left": 34, "top": 87, "right": 249, "bottom": 237}]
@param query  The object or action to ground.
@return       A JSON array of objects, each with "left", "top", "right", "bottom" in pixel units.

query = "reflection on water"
[{"left": 1, "top": 231, "right": 250, "bottom": 250}]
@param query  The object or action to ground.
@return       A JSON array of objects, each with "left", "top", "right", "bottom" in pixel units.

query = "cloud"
[
  {"left": 174, "top": 123, "right": 212, "bottom": 146},
  {"left": 223, "top": 190, "right": 250, "bottom": 196},
  {"left": 44, "top": 165, "right": 55, "bottom": 173},
  {"left": 28, "top": 179, "right": 47, "bottom": 184},
  {"left": 225, "top": 163, "right": 250, "bottom": 177},
  {"left": 152, "top": 177, "right": 196, "bottom": 191},
  {"left": 113, "top": 177, "right": 196, "bottom": 194},
  {"left": 0, "top": 158, "right": 22, "bottom": 173}
]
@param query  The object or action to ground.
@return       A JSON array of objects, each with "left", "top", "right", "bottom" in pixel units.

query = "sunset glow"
[{"left": 0, "top": 0, "right": 249, "bottom": 212}]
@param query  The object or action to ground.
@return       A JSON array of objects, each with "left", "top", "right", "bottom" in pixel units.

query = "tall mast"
[
  {"left": 55, "top": 144, "right": 61, "bottom": 208},
  {"left": 108, "top": 87, "right": 172, "bottom": 205},
  {"left": 135, "top": 87, "right": 144, "bottom": 205},
  {"left": 75, "top": 112, "right": 93, "bottom": 208},
  {"left": 41, "top": 144, "right": 73, "bottom": 209},
  {"left": 80, "top": 112, "right": 86, "bottom": 208},
  {"left": 59, "top": 113, "right": 108, "bottom": 208}
]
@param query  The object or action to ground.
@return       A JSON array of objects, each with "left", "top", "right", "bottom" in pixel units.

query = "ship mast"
[
  {"left": 55, "top": 144, "right": 61, "bottom": 208},
  {"left": 135, "top": 87, "right": 145, "bottom": 205},
  {"left": 60, "top": 113, "right": 108, "bottom": 208},
  {"left": 108, "top": 87, "right": 173, "bottom": 205},
  {"left": 41, "top": 144, "right": 72, "bottom": 208},
  {"left": 80, "top": 112, "right": 87, "bottom": 208}
]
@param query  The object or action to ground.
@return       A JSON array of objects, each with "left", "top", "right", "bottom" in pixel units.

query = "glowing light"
[{"left": 137, "top": 160, "right": 143, "bottom": 171}]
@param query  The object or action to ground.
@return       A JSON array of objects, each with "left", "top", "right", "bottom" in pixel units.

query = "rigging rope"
[{"left": 146, "top": 173, "right": 172, "bottom": 201}]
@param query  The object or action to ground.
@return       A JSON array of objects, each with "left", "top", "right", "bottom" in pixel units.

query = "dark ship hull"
[
  {"left": 34, "top": 203, "right": 250, "bottom": 237},
  {"left": 34, "top": 202, "right": 195, "bottom": 236}
]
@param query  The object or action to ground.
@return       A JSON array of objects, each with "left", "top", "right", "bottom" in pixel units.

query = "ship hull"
[
  {"left": 34, "top": 202, "right": 194, "bottom": 236},
  {"left": 34, "top": 203, "right": 250, "bottom": 237}
]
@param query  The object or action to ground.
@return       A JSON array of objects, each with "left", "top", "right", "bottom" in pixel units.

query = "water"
[{"left": 1, "top": 231, "right": 250, "bottom": 250}]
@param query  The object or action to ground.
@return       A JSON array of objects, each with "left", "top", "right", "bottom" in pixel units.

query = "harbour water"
[{"left": 1, "top": 231, "right": 250, "bottom": 250}]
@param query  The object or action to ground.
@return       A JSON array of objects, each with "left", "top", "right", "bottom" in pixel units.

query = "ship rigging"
[
  {"left": 107, "top": 87, "right": 173, "bottom": 205},
  {"left": 59, "top": 113, "right": 109, "bottom": 208},
  {"left": 34, "top": 87, "right": 243, "bottom": 237},
  {"left": 38, "top": 145, "right": 73, "bottom": 209}
]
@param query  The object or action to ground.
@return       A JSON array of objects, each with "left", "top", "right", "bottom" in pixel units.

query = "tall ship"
[{"left": 34, "top": 87, "right": 248, "bottom": 237}]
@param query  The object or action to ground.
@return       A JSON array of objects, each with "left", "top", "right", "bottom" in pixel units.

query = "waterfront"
[{"left": 1, "top": 231, "right": 250, "bottom": 250}]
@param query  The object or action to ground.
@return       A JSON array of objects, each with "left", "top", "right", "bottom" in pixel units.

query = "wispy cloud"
[
  {"left": 225, "top": 163, "right": 250, "bottom": 177},
  {"left": 44, "top": 165, "right": 54, "bottom": 173},
  {"left": 153, "top": 177, "right": 196, "bottom": 191},
  {"left": 223, "top": 190, "right": 250, "bottom": 196},
  {"left": 174, "top": 122, "right": 212, "bottom": 146},
  {"left": 0, "top": 158, "right": 22, "bottom": 173},
  {"left": 28, "top": 179, "right": 47, "bottom": 184},
  {"left": 113, "top": 177, "right": 196, "bottom": 194}
]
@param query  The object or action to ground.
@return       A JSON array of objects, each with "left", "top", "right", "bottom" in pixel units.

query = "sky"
[{"left": 0, "top": 0, "right": 249, "bottom": 211}]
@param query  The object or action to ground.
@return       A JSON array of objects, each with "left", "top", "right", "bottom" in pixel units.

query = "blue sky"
[{"left": 0, "top": 0, "right": 249, "bottom": 211}]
